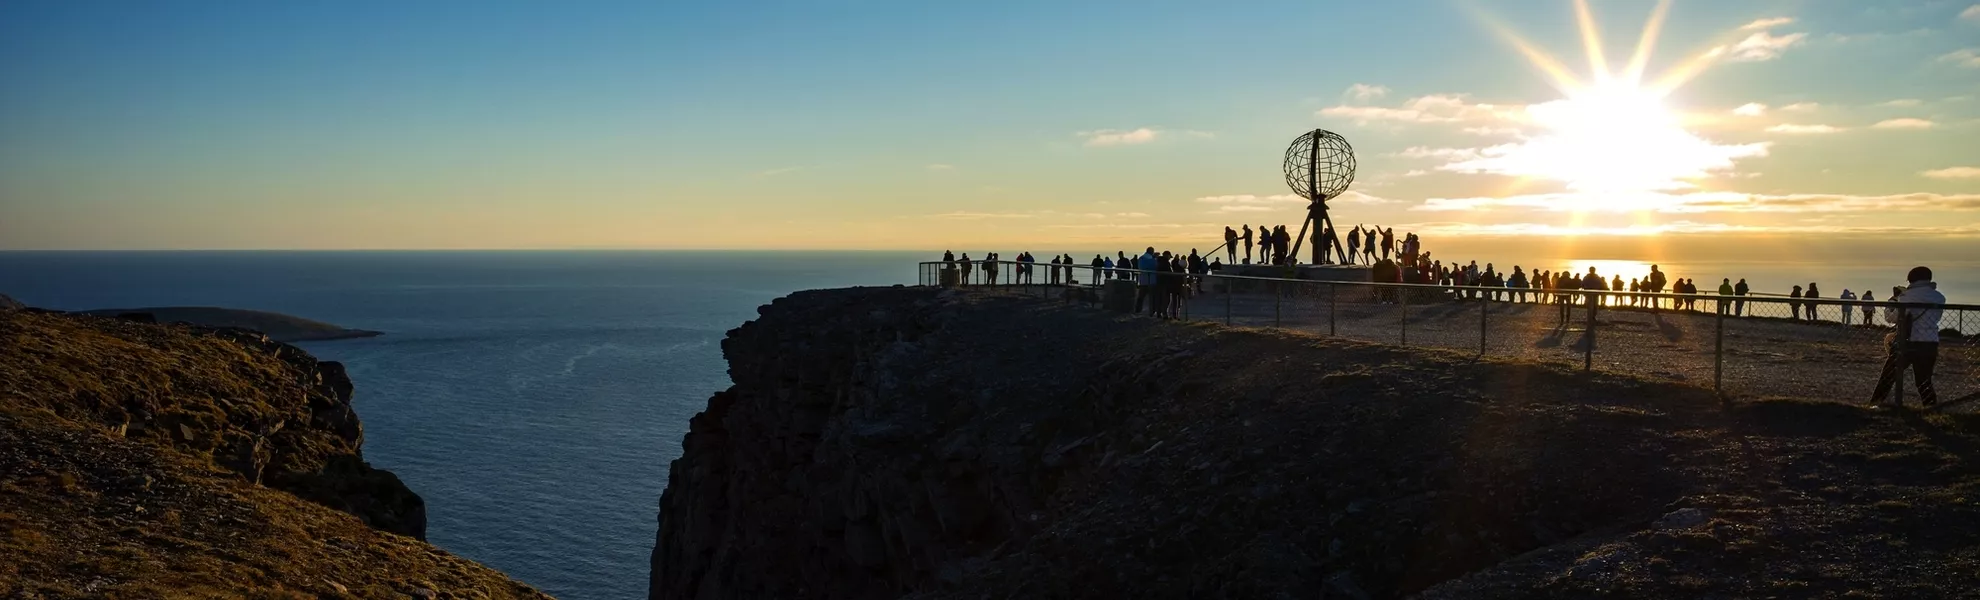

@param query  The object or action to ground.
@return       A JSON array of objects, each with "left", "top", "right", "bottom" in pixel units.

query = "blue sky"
[{"left": 2, "top": 0, "right": 1977, "bottom": 250}]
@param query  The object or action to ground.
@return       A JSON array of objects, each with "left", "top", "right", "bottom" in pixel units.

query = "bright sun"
[{"left": 1469, "top": 0, "right": 1769, "bottom": 201}]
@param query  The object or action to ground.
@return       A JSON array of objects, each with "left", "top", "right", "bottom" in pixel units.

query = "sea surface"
[
  {"left": 0, "top": 251, "right": 923, "bottom": 600},
  {"left": 0, "top": 249, "right": 1974, "bottom": 599}
]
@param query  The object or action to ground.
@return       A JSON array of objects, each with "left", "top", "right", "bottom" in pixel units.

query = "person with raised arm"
[{"left": 1871, "top": 267, "right": 1946, "bottom": 406}]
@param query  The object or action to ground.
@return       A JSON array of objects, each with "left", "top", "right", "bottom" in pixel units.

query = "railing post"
[
  {"left": 1400, "top": 285, "right": 1409, "bottom": 345},
  {"left": 1479, "top": 296, "right": 1488, "bottom": 356},
  {"left": 1715, "top": 299, "right": 1725, "bottom": 395},
  {"left": 1584, "top": 291, "right": 1596, "bottom": 372},
  {"left": 1328, "top": 282, "right": 1337, "bottom": 336},
  {"left": 1274, "top": 279, "right": 1282, "bottom": 328}
]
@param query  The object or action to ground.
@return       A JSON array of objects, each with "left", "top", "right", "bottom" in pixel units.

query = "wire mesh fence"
[{"left": 918, "top": 260, "right": 1980, "bottom": 409}]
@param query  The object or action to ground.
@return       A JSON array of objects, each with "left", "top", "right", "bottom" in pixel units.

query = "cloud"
[
  {"left": 1732, "top": 102, "right": 1768, "bottom": 116},
  {"left": 1401, "top": 220, "right": 1980, "bottom": 237},
  {"left": 1195, "top": 194, "right": 1307, "bottom": 206},
  {"left": 1115, "top": 212, "right": 1151, "bottom": 218},
  {"left": 1872, "top": 118, "right": 1936, "bottom": 129},
  {"left": 925, "top": 163, "right": 955, "bottom": 171},
  {"left": 1922, "top": 166, "right": 1980, "bottom": 179},
  {"left": 1766, "top": 123, "right": 1845, "bottom": 134},
  {"left": 1880, "top": 99, "right": 1923, "bottom": 107},
  {"left": 921, "top": 212, "right": 1035, "bottom": 220},
  {"left": 1343, "top": 83, "right": 1390, "bottom": 102},
  {"left": 1781, "top": 102, "right": 1820, "bottom": 111},
  {"left": 1195, "top": 191, "right": 1398, "bottom": 213},
  {"left": 1461, "top": 126, "right": 1522, "bottom": 136},
  {"left": 1079, "top": 128, "right": 1161, "bottom": 146},
  {"left": 1319, "top": 94, "right": 1519, "bottom": 125},
  {"left": 1394, "top": 146, "right": 1485, "bottom": 160},
  {"left": 1963, "top": 4, "right": 1980, "bottom": 22},
  {"left": 1725, "top": 31, "right": 1808, "bottom": 61},
  {"left": 1942, "top": 49, "right": 1980, "bottom": 68},
  {"left": 1740, "top": 17, "right": 1796, "bottom": 31},
  {"left": 1413, "top": 191, "right": 1980, "bottom": 213}
]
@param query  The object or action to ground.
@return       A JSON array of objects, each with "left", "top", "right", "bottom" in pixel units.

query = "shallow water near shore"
[{"left": 0, "top": 248, "right": 1971, "bottom": 598}]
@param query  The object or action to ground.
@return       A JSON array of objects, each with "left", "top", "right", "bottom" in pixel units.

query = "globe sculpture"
[{"left": 1282, "top": 129, "right": 1357, "bottom": 265}]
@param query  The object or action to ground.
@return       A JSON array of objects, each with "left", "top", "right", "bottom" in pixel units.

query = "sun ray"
[
  {"left": 1572, "top": 0, "right": 1612, "bottom": 82},
  {"left": 1621, "top": 0, "right": 1672, "bottom": 84}
]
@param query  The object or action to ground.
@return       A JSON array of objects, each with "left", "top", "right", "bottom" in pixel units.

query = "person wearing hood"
[
  {"left": 1135, "top": 247, "right": 1159, "bottom": 315},
  {"left": 1840, "top": 288, "right": 1857, "bottom": 325},
  {"left": 1871, "top": 266, "right": 1947, "bottom": 406}
]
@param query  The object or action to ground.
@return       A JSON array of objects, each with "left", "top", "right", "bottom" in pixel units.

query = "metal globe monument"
[{"left": 1282, "top": 128, "right": 1357, "bottom": 265}]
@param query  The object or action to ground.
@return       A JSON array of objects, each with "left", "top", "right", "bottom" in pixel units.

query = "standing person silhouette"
[
  {"left": 1241, "top": 225, "right": 1254, "bottom": 264},
  {"left": 1347, "top": 225, "right": 1362, "bottom": 265},
  {"left": 1224, "top": 226, "right": 1239, "bottom": 263},
  {"left": 1091, "top": 255, "right": 1105, "bottom": 285},
  {"left": 1840, "top": 288, "right": 1857, "bottom": 325},
  {"left": 1790, "top": 285, "right": 1803, "bottom": 321},
  {"left": 1718, "top": 278, "right": 1734, "bottom": 314},
  {"left": 1804, "top": 282, "right": 1822, "bottom": 322},
  {"left": 1734, "top": 278, "right": 1750, "bottom": 316},
  {"left": 1860, "top": 290, "right": 1876, "bottom": 325},
  {"left": 1871, "top": 267, "right": 1945, "bottom": 406}
]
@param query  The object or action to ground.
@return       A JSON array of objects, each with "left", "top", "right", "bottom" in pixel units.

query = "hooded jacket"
[{"left": 1883, "top": 281, "right": 1946, "bottom": 342}]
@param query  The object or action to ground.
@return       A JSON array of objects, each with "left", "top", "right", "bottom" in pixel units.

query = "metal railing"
[{"left": 918, "top": 260, "right": 1980, "bottom": 408}]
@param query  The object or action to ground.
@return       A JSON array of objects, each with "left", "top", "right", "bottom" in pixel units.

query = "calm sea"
[
  {"left": 0, "top": 251, "right": 923, "bottom": 600},
  {"left": 0, "top": 249, "right": 1973, "bottom": 599}
]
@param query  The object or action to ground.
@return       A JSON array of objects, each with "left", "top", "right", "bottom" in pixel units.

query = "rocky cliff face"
[
  {"left": 0, "top": 308, "right": 425, "bottom": 538},
  {"left": 653, "top": 287, "right": 1980, "bottom": 599}
]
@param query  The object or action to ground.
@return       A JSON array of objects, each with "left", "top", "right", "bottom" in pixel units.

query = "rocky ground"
[
  {"left": 654, "top": 286, "right": 1980, "bottom": 599},
  {"left": 1, "top": 305, "right": 547, "bottom": 598}
]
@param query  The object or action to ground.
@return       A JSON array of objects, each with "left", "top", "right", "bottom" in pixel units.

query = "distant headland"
[{"left": 78, "top": 306, "right": 382, "bottom": 342}]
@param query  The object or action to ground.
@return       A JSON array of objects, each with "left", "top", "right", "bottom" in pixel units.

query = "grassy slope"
[{"left": 80, "top": 307, "right": 380, "bottom": 342}]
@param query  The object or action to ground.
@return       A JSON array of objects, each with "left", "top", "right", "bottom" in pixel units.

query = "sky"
[{"left": 2, "top": 0, "right": 1978, "bottom": 253}]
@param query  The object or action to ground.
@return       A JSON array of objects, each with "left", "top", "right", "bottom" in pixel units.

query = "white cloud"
[
  {"left": 1942, "top": 49, "right": 1980, "bottom": 68},
  {"left": 1394, "top": 146, "right": 1485, "bottom": 160},
  {"left": 1962, "top": 4, "right": 1980, "bottom": 22},
  {"left": 1460, "top": 126, "right": 1522, "bottom": 136},
  {"left": 1115, "top": 212, "right": 1151, "bottom": 218},
  {"left": 1403, "top": 169, "right": 1430, "bottom": 177},
  {"left": 1781, "top": 102, "right": 1820, "bottom": 112},
  {"left": 1079, "top": 128, "right": 1161, "bottom": 146},
  {"left": 1194, "top": 194, "right": 1306, "bottom": 206},
  {"left": 1725, "top": 31, "right": 1808, "bottom": 61},
  {"left": 1873, "top": 118, "right": 1936, "bottom": 129},
  {"left": 1402, "top": 220, "right": 1980, "bottom": 237},
  {"left": 1319, "top": 94, "right": 1520, "bottom": 125},
  {"left": 1413, "top": 191, "right": 1980, "bottom": 213},
  {"left": 1740, "top": 17, "right": 1796, "bottom": 31},
  {"left": 1880, "top": 99, "right": 1923, "bottom": 107},
  {"left": 1923, "top": 166, "right": 1980, "bottom": 179},
  {"left": 1343, "top": 83, "right": 1390, "bottom": 102},
  {"left": 1766, "top": 123, "right": 1845, "bottom": 134},
  {"left": 922, "top": 212, "right": 1035, "bottom": 220},
  {"left": 925, "top": 163, "right": 955, "bottom": 171},
  {"left": 1732, "top": 102, "right": 1768, "bottom": 116},
  {"left": 1195, "top": 191, "right": 1397, "bottom": 213}
]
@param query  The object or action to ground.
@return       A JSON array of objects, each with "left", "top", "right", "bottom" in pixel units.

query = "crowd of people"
[{"left": 1217, "top": 223, "right": 1417, "bottom": 267}]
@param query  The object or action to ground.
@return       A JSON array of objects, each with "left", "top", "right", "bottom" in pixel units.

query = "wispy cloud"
[
  {"left": 1732, "top": 102, "right": 1768, "bottom": 116},
  {"left": 1414, "top": 191, "right": 1980, "bottom": 213},
  {"left": 1079, "top": 128, "right": 1161, "bottom": 146},
  {"left": 1962, "top": 4, "right": 1980, "bottom": 22},
  {"left": 1725, "top": 30, "right": 1808, "bottom": 62},
  {"left": 1880, "top": 99, "right": 1923, "bottom": 108},
  {"left": 1404, "top": 220, "right": 1980, "bottom": 237},
  {"left": 1873, "top": 118, "right": 1936, "bottom": 129},
  {"left": 1343, "top": 83, "right": 1390, "bottom": 103},
  {"left": 1766, "top": 123, "right": 1844, "bottom": 134},
  {"left": 921, "top": 211, "right": 1035, "bottom": 220},
  {"left": 1923, "top": 166, "right": 1980, "bottom": 179},
  {"left": 1941, "top": 49, "right": 1980, "bottom": 68},
  {"left": 1740, "top": 17, "right": 1795, "bottom": 31},
  {"left": 1195, "top": 191, "right": 1398, "bottom": 213},
  {"left": 1319, "top": 94, "right": 1520, "bottom": 125},
  {"left": 1781, "top": 102, "right": 1820, "bottom": 112}
]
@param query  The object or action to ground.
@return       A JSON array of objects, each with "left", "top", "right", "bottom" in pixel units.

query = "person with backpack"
[{"left": 1734, "top": 278, "right": 1750, "bottom": 316}]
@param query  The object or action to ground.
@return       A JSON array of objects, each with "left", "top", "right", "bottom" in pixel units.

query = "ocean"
[
  {"left": 0, "top": 251, "right": 924, "bottom": 600},
  {"left": 0, "top": 249, "right": 1973, "bottom": 599}
]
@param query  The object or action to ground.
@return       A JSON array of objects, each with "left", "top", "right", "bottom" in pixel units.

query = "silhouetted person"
[
  {"left": 1840, "top": 288, "right": 1857, "bottom": 325},
  {"left": 1347, "top": 225, "right": 1362, "bottom": 265},
  {"left": 1135, "top": 247, "right": 1158, "bottom": 314},
  {"left": 1718, "top": 278, "right": 1734, "bottom": 313},
  {"left": 1091, "top": 255, "right": 1105, "bottom": 285},
  {"left": 1789, "top": 285, "right": 1803, "bottom": 320},
  {"left": 1860, "top": 290, "right": 1876, "bottom": 325},
  {"left": 1734, "top": 278, "right": 1750, "bottom": 316},
  {"left": 1646, "top": 265, "right": 1667, "bottom": 310},
  {"left": 958, "top": 253, "right": 973, "bottom": 285},
  {"left": 1224, "top": 226, "right": 1239, "bottom": 262},
  {"left": 1804, "top": 282, "right": 1821, "bottom": 322},
  {"left": 1872, "top": 266, "right": 1945, "bottom": 406},
  {"left": 1242, "top": 225, "right": 1254, "bottom": 264}
]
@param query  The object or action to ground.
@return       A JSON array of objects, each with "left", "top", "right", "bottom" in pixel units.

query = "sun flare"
[{"left": 1465, "top": 0, "right": 1770, "bottom": 202}]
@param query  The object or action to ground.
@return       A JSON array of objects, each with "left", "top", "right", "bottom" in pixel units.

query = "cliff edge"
[
  {"left": 653, "top": 287, "right": 1980, "bottom": 599},
  {"left": 1, "top": 306, "right": 546, "bottom": 597}
]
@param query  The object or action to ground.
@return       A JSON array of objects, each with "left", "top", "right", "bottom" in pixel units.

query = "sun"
[{"left": 1466, "top": 0, "right": 1769, "bottom": 200}]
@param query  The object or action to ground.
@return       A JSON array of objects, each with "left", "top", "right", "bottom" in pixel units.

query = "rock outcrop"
[
  {"left": 1, "top": 309, "right": 424, "bottom": 538},
  {"left": 652, "top": 287, "right": 1980, "bottom": 599}
]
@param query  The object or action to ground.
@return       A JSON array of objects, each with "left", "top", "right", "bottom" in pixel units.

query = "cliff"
[
  {"left": 79, "top": 306, "right": 383, "bottom": 342},
  {"left": 1, "top": 305, "right": 546, "bottom": 597},
  {"left": 652, "top": 287, "right": 1980, "bottom": 599}
]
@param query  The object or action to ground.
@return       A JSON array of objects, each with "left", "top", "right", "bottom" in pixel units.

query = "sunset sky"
[{"left": 2, "top": 0, "right": 1978, "bottom": 251}]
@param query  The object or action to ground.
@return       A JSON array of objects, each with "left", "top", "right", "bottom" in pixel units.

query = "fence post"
[
  {"left": 1479, "top": 296, "right": 1488, "bottom": 356},
  {"left": 1329, "top": 283, "right": 1337, "bottom": 336},
  {"left": 1400, "top": 285, "right": 1409, "bottom": 345},
  {"left": 1584, "top": 291, "right": 1596, "bottom": 372},
  {"left": 1714, "top": 300, "right": 1725, "bottom": 395},
  {"left": 1274, "top": 279, "right": 1282, "bottom": 328},
  {"left": 1225, "top": 279, "right": 1233, "bottom": 325}
]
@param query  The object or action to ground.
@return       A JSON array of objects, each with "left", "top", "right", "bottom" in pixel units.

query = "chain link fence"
[{"left": 918, "top": 261, "right": 1980, "bottom": 409}]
